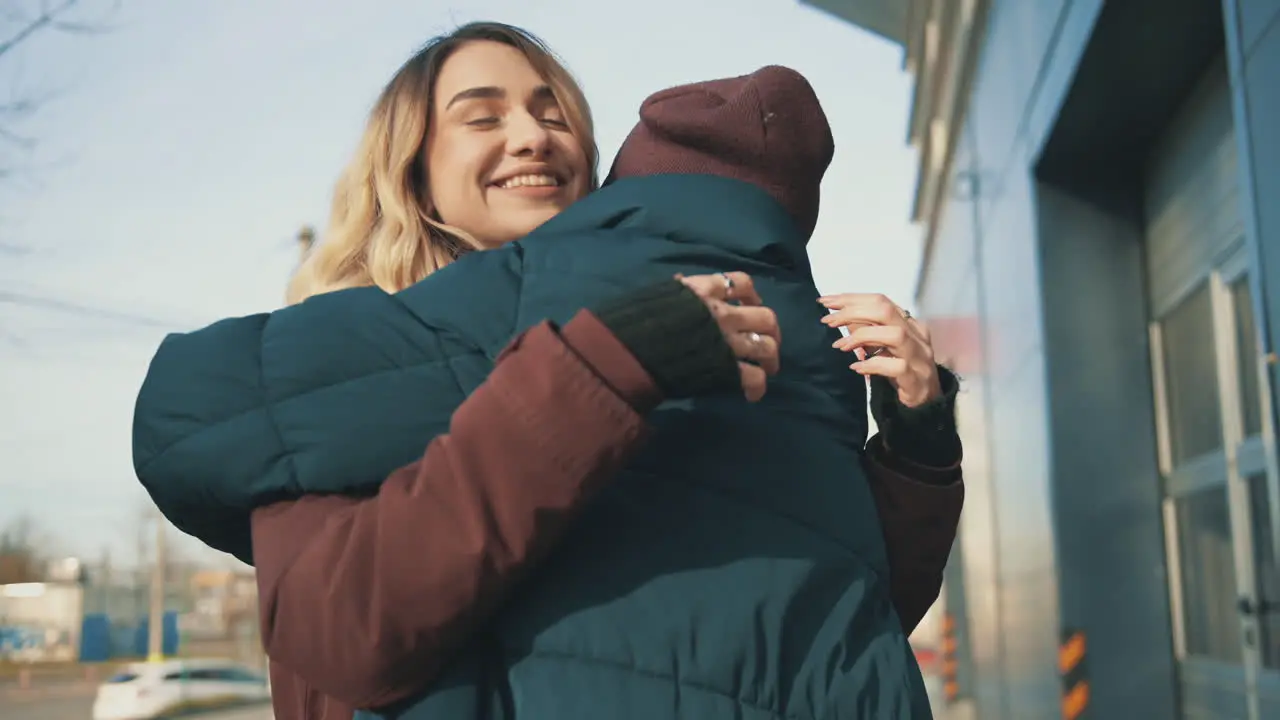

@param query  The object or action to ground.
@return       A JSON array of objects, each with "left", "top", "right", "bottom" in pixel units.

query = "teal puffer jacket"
[{"left": 132, "top": 174, "right": 931, "bottom": 719}]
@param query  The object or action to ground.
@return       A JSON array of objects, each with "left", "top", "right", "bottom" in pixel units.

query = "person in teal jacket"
[{"left": 133, "top": 23, "right": 955, "bottom": 720}]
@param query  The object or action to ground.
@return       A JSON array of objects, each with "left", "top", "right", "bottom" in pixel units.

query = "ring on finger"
[
  {"left": 719, "top": 272, "right": 735, "bottom": 299},
  {"left": 738, "top": 330, "right": 765, "bottom": 360},
  {"left": 901, "top": 308, "right": 912, "bottom": 321}
]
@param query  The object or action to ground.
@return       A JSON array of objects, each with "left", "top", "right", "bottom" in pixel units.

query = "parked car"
[{"left": 91, "top": 657, "right": 270, "bottom": 720}]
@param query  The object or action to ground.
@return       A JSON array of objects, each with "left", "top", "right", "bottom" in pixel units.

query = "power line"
[{"left": 0, "top": 289, "right": 186, "bottom": 329}]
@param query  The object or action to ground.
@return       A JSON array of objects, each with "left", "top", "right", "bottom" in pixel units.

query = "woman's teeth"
[{"left": 497, "top": 174, "right": 561, "bottom": 189}]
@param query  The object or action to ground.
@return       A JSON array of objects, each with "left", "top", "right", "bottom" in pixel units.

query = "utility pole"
[
  {"left": 135, "top": 516, "right": 146, "bottom": 630},
  {"left": 146, "top": 509, "right": 166, "bottom": 662}
]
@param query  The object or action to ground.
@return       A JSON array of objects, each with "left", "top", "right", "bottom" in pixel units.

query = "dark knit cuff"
[
  {"left": 870, "top": 365, "right": 961, "bottom": 468},
  {"left": 592, "top": 280, "right": 740, "bottom": 400}
]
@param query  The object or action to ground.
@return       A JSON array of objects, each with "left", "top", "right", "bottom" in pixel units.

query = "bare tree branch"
[
  {"left": 0, "top": 0, "right": 79, "bottom": 60},
  {"left": 0, "top": 513, "right": 52, "bottom": 582},
  {"left": 0, "top": 99, "right": 39, "bottom": 116},
  {"left": 0, "top": 123, "right": 36, "bottom": 148},
  {"left": 0, "top": 0, "right": 119, "bottom": 183}
]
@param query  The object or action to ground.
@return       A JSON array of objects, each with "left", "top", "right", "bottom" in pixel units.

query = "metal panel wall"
[
  {"left": 1142, "top": 60, "right": 1248, "bottom": 720},
  {"left": 913, "top": 2, "right": 1086, "bottom": 715},
  {"left": 1228, "top": 0, "right": 1280, "bottom": 486},
  {"left": 918, "top": 123, "right": 997, "bottom": 717},
  {"left": 1223, "top": 0, "right": 1280, "bottom": 716},
  {"left": 1035, "top": 177, "right": 1180, "bottom": 718},
  {"left": 914, "top": 0, "right": 1243, "bottom": 717},
  {"left": 1143, "top": 62, "right": 1243, "bottom": 317}
]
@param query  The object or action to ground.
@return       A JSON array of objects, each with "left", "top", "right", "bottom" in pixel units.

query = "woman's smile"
[{"left": 488, "top": 167, "right": 569, "bottom": 200}]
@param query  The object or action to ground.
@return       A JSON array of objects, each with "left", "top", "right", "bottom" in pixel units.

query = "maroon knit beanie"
[{"left": 605, "top": 65, "right": 834, "bottom": 240}]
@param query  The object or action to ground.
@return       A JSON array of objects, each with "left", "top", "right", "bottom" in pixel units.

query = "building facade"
[{"left": 808, "top": 0, "right": 1280, "bottom": 718}]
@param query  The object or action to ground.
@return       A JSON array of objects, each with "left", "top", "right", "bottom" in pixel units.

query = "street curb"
[{"left": 0, "top": 681, "right": 97, "bottom": 703}]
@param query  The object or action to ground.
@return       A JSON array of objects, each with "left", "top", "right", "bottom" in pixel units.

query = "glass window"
[
  {"left": 1176, "top": 485, "right": 1242, "bottom": 663},
  {"left": 1248, "top": 474, "right": 1280, "bottom": 669},
  {"left": 221, "top": 668, "right": 266, "bottom": 684},
  {"left": 1231, "top": 277, "right": 1263, "bottom": 439},
  {"left": 1162, "top": 283, "right": 1224, "bottom": 465}
]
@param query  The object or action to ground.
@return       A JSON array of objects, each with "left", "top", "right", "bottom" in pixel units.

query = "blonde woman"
[{"left": 140, "top": 22, "right": 963, "bottom": 720}]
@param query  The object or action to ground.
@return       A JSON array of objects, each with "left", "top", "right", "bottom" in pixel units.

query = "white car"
[{"left": 91, "top": 657, "right": 271, "bottom": 720}]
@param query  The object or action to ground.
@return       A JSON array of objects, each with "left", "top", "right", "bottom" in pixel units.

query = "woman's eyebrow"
[
  {"left": 446, "top": 86, "right": 505, "bottom": 109},
  {"left": 446, "top": 84, "right": 556, "bottom": 110}
]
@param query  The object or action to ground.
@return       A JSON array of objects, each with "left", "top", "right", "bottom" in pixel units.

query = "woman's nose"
[{"left": 505, "top": 113, "right": 552, "bottom": 157}]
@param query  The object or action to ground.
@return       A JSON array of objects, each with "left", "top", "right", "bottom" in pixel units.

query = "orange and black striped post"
[
  {"left": 941, "top": 613, "right": 959, "bottom": 703},
  {"left": 1059, "top": 628, "right": 1088, "bottom": 719}
]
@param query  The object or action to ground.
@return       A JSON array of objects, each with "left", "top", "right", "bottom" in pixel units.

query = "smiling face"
[{"left": 424, "top": 40, "right": 591, "bottom": 248}]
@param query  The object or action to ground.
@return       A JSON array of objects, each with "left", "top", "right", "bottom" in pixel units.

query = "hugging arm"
[
  {"left": 863, "top": 368, "right": 964, "bottom": 634},
  {"left": 251, "top": 278, "right": 756, "bottom": 715},
  {"left": 253, "top": 311, "right": 661, "bottom": 709}
]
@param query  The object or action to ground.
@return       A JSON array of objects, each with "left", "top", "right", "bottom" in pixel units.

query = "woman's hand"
[
  {"left": 819, "top": 292, "right": 942, "bottom": 408},
  {"left": 678, "top": 272, "right": 780, "bottom": 402}
]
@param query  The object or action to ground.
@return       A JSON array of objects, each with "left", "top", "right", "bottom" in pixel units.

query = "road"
[{"left": 0, "top": 692, "right": 273, "bottom": 720}]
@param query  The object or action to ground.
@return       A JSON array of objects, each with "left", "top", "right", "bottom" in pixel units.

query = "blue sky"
[{"left": 0, "top": 0, "right": 921, "bottom": 566}]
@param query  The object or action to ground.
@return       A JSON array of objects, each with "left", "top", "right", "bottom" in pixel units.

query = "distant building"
[
  {"left": 811, "top": 0, "right": 1280, "bottom": 718},
  {"left": 0, "top": 582, "right": 83, "bottom": 662},
  {"left": 183, "top": 569, "right": 257, "bottom": 640},
  {"left": 0, "top": 552, "right": 39, "bottom": 585}
]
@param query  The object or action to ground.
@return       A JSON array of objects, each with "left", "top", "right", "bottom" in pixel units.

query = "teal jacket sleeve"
[{"left": 131, "top": 250, "right": 525, "bottom": 564}]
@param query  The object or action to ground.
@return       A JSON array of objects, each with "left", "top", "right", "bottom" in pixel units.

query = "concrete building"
[
  {"left": 808, "top": 0, "right": 1280, "bottom": 718},
  {"left": 0, "top": 582, "right": 83, "bottom": 662}
]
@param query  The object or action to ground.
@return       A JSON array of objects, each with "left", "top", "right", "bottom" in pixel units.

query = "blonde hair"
[{"left": 287, "top": 22, "right": 598, "bottom": 304}]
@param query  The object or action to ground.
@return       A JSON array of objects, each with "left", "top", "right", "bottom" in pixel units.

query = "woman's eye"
[
  {"left": 540, "top": 117, "right": 570, "bottom": 128},
  {"left": 466, "top": 117, "right": 500, "bottom": 126}
]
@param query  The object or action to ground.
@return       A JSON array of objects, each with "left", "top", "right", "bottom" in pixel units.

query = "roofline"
[
  {"left": 803, "top": 0, "right": 991, "bottom": 305},
  {"left": 799, "top": 0, "right": 910, "bottom": 45},
  {"left": 906, "top": 0, "right": 990, "bottom": 303}
]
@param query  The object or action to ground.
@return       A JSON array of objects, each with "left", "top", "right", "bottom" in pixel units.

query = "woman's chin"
[{"left": 489, "top": 207, "right": 568, "bottom": 243}]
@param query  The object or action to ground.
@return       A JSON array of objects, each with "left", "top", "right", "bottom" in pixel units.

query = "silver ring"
[
  {"left": 901, "top": 309, "right": 912, "bottom": 321},
  {"left": 748, "top": 331, "right": 762, "bottom": 346},
  {"left": 720, "top": 272, "right": 734, "bottom": 298}
]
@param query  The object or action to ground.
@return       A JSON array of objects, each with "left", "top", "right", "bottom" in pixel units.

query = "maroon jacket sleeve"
[
  {"left": 861, "top": 432, "right": 964, "bottom": 634},
  {"left": 252, "top": 310, "right": 661, "bottom": 714}
]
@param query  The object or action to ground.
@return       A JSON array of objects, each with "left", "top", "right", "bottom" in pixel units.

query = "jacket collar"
[{"left": 530, "top": 174, "right": 811, "bottom": 273}]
